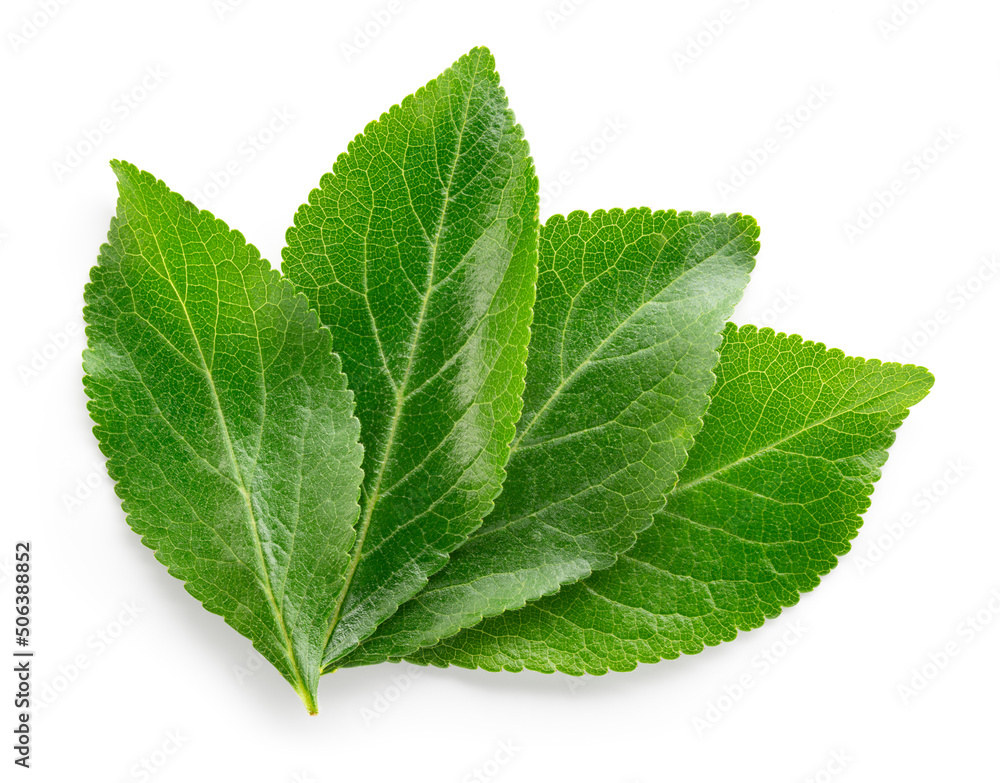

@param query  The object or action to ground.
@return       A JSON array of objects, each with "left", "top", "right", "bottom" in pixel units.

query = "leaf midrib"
[
  {"left": 322, "top": 61, "right": 479, "bottom": 648},
  {"left": 669, "top": 372, "right": 922, "bottom": 497},
  {"left": 128, "top": 187, "right": 311, "bottom": 700},
  {"left": 510, "top": 223, "right": 753, "bottom": 454}
]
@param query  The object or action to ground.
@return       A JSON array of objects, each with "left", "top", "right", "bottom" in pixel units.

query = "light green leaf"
[
  {"left": 401, "top": 324, "right": 934, "bottom": 674},
  {"left": 83, "top": 162, "right": 364, "bottom": 712},
  {"left": 281, "top": 47, "right": 538, "bottom": 665},
  {"left": 336, "top": 209, "right": 759, "bottom": 669}
]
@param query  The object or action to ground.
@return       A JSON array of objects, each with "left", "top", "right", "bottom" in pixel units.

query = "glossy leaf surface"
[
  {"left": 338, "top": 209, "right": 758, "bottom": 668},
  {"left": 282, "top": 47, "right": 538, "bottom": 665},
  {"left": 403, "top": 325, "right": 934, "bottom": 673},
  {"left": 84, "top": 162, "right": 364, "bottom": 711}
]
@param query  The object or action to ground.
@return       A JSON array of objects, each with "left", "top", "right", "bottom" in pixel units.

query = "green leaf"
[
  {"left": 400, "top": 324, "right": 934, "bottom": 674},
  {"left": 83, "top": 162, "right": 364, "bottom": 712},
  {"left": 281, "top": 47, "right": 538, "bottom": 666},
  {"left": 84, "top": 49, "right": 935, "bottom": 712},
  {"left": 335, "top": 208, "right": 759, "bottom": 669}
]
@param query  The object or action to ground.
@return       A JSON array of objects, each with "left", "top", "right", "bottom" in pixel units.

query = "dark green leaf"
[
  {"left": 84, "top": 162, "right": 364, "bottom": 711},
  {"left": 281, "top": 47, "right": 538, "bottom": 666},
  {"left": 337, "top": 209, "right": 758, "bottom": 668},
  {"left": 401, "top": 324, "right": 934, "bottom": 673}
]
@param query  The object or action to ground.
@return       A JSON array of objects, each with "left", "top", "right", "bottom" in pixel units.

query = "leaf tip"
[
  {"left": 108, "top": 158, "right": 140, "bottom": 184},
  {"left": 461, "top": 44, "right": 495, "bottom": 68}
]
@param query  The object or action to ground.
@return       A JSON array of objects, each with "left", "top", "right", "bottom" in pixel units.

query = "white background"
[{"left": 2, "top": 1, "right": 997, "bottom": 780}]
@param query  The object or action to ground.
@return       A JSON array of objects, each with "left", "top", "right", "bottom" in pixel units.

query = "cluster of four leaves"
[{"left": 83, "top": 48, "right": 933, "bottom": 713}]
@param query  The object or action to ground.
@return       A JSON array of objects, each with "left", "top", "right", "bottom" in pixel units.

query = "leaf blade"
[
  {"left": 281, "top": 47, "right": 538, "bottom": 665},
  {"left": 336, "top": 208, "right": 758, "bottom": 668},
  {"left": 84, "top": 162, "right": 364, "bottom": 711},
  {"left": 400, "top": 324, "right": 934, "bottom": 673}
]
